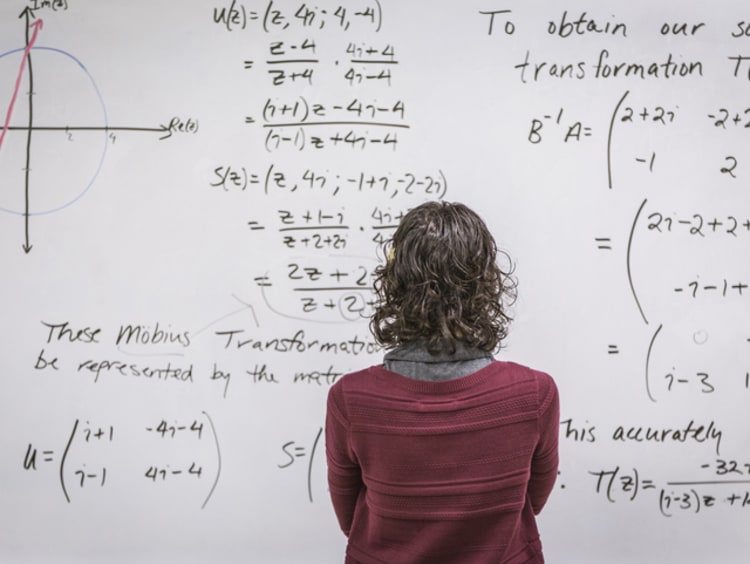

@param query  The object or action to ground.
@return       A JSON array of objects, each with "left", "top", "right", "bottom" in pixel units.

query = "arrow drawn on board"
[
  {"left": 0, "top": 10, "right": 43, "bottom": 252},
  {"left": 0, "top": 10, "right": 42, "bottom": 152},
  {"left": 4, "top": 12, "right": 189, "bottom": 253},
  {"left": 5, "top": 124, "right": 173, "bottom": 136},
  {"left": 23, "top": 12, "right": 42, "bottom": 252}
]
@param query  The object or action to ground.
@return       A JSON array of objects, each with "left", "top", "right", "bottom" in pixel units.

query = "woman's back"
[
  {"left": 326, "top": 360, "right": 558, "bottom": 563},
  {"left": 325, "top": 201, "right": 559, "bottom": 563}
]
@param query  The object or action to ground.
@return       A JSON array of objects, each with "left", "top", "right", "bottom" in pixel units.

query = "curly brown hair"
[{"left": 370, "top": 201, "right": 516, "bottom": 354}]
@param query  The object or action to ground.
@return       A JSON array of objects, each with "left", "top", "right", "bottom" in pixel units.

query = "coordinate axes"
[{"left": 1, "top": 8, "right": 190, "bottom": 253}]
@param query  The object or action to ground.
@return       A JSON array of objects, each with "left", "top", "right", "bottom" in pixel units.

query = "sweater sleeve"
[
  {"left": 529, "top": 372, "right": 560, "bottom": 515},
  {"left": 325, "top": 382, "right": 364, "bottom": 536}
]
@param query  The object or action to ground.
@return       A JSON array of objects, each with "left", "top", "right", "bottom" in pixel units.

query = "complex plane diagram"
[{"left": 0, "top": 6, "right": 190, "bottom": 252}]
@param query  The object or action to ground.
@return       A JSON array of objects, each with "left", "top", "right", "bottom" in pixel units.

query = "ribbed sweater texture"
[{"left": 326, "top": 360, "right": 559, "bottom": 563}]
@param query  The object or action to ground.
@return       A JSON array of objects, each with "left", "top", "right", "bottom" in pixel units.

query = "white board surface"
[{"left": 1, "top": 1, "right": 749, "bottom": 562}]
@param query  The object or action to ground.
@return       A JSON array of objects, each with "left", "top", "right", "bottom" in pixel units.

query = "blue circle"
[{"left": 0, "top": 45, "right": 108, "bottom": 216}]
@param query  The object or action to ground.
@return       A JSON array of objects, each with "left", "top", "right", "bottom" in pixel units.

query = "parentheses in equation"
[
  {"left": 240, "top": 2, "right": 247, "bottom": 30},
  {"left": 690, "top": 488, "right": 700, "bottom": 514},
  {"left": 627, "top": 197, "right": 649, "bottom": 325},
  {"left": 307, "top": 427, "right": 323, "bottom": 503},
  {"left": 262, "top": 98, "right": 272, "bottom": 123},
  {"left": 605, "top": 466, "right": 618, "bottom": 503},
  {"left": 438, "top": 169, "right": 448, "bottom": 200},
  {"left": 241, "top": 167, "right": 248, "bottom": 190},
  {"left": 300, "top": 95, "right": 310, "bottom": 122},
  {"left": 200, "top": 411, "right": 221, "bottom": 510},
  {"left": 264, "top": 128, "right": 275, "bottom": 153},
  {"left": 294, "top": 127, "right": 305, "bottom": 151},
  {"left": 630, "top": 467, "right": 639, "bottom": 501},
  {"left": 264, "top": 163, "right": 274, "bottom": 196},
  {"left": 374, "top": 0, "right": 383, "bottom": 33},
  {"left": 262, "top": 0, "right": 272, "bottom": 33},
  {"left": 607, "top": 90, "right": 630, "bottom": 189},
  {"left": 645, "top": 323, "right": 663, "bottom": 403},
  {"left": 59, "top": 419, "right": 79, "bottom": 503}
]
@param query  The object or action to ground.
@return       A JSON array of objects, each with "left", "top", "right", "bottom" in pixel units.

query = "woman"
[{"left": 326, "top": 201, "right": 559, "bottom": 563}]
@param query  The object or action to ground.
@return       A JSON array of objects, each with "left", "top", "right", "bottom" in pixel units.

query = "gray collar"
[{"left": 383, "top": 341, "right": 494, "bottom": 382}]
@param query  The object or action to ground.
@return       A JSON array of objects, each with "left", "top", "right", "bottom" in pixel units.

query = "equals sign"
[
  {"left": 244, "top": 61, "right": 254, "bottom": 69},
  {"left": 245, "top": 117, "right": 256, "bottom": 124},
  {"left": 248, "top": 221, "right": 265, "bottom": 231},
  {"left": 43, "top": 450, "right": 55, "bottom": 462},
  {"left": 595, "top": 237, "right": 612, "bottom": 250},
  {"left": 254, "top": 276, "right": 271, "bottom": 287},
  {"left": 607, "top": 345, "right": 619, "bottom": 354}
]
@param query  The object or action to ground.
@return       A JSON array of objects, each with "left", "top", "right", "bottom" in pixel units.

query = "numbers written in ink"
[
  {"left": 621, "top": 105, "right": 677, "bottom": 124},
  {"left": 275, "top": 207, "right": 350, "bottom": 249},
  {"left": 286, "top": 262, "right": 370, "bottom": 287},
  {"left": 290, "top": 3, "right": 380, "bottom": 32},
  {"left": 282, "top": 233, "right": 348, "bottom": 251},
  {"left": 213, "top": 2, "right": 381, "bottom": 33},
  {"left": 263, "top": 62, "right": 395, "bottom": 89},
  {"left": 702, "top": 459, "right": 750, "bottom": 477},
  {"left": 261, "top": 97, "right": 406, "bottom": 124},
  {"left": 664, "top": 370, "right": 715, "bottom": 394},
  {"left": 210, "top": 164, "right": 446, "bottom": 200},
  {"left": 707, "top": 108, "right": 750, "bottom": 129},
  {"left": 145, "top": 419, "right": 204, "bottom": 440},
  {"left": 255, "top": 256, "right": 376, "bottom": 322},
  {"left": 647, "top": 212, "right": 750, "bottom": 237},
  {"left": 264, "top": 128, "right": 400, "bottom": 151},
  {"left": 673, "top": 278, "right": 748, "bottom": 298},
  {"left": 144, "top": 462, "right": 203, "bottom": 481}
]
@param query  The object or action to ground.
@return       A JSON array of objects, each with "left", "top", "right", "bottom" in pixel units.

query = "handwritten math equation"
[
  {"left": 590, "top": 463, "right": 750, "bottom": 517},
  {"left": 22, "top": 414, "right": 221, "bottom": 508},
  {"left": 21, "top": 417, "right": 325, "bottom": 506}
]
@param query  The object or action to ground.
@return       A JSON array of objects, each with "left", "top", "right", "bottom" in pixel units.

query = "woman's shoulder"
[
  {"left": 493, "top": 360, "right": 553, "bottom": 382},
  {"left": 330, "top": 364, "right": 385, "bottom": 393},
  {"left": 491, "top": 361, "right": 557, "bottom": 401}
]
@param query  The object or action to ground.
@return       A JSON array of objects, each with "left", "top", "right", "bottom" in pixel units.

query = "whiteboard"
[{"left": 1, "top": 1, "right": 749, "bottom": 562}]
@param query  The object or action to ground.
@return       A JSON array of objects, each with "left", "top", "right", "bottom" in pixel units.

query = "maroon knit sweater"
[{"left": 326, "top": 361, "right": 559, "bottom": 563}]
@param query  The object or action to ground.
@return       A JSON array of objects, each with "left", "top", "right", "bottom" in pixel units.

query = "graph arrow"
[
  {"left": 13, "top": 11, "right": 44, "bottom": 252},
  {"left": 0, "top": 12, "right": 42, "bottom": 151},
  {"left": 0, "top": 8, "right": 44, "bottom": 251},
  {"left": 5, "top": 124, "right": 170, "bottom": 134},
  {"left": 3, "top": 12, "right": 180, "bottom": 253}
]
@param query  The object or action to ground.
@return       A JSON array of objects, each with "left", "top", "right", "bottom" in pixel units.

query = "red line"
[{"left": 0, "top": 18, "right": 43, "bottom": 151}]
